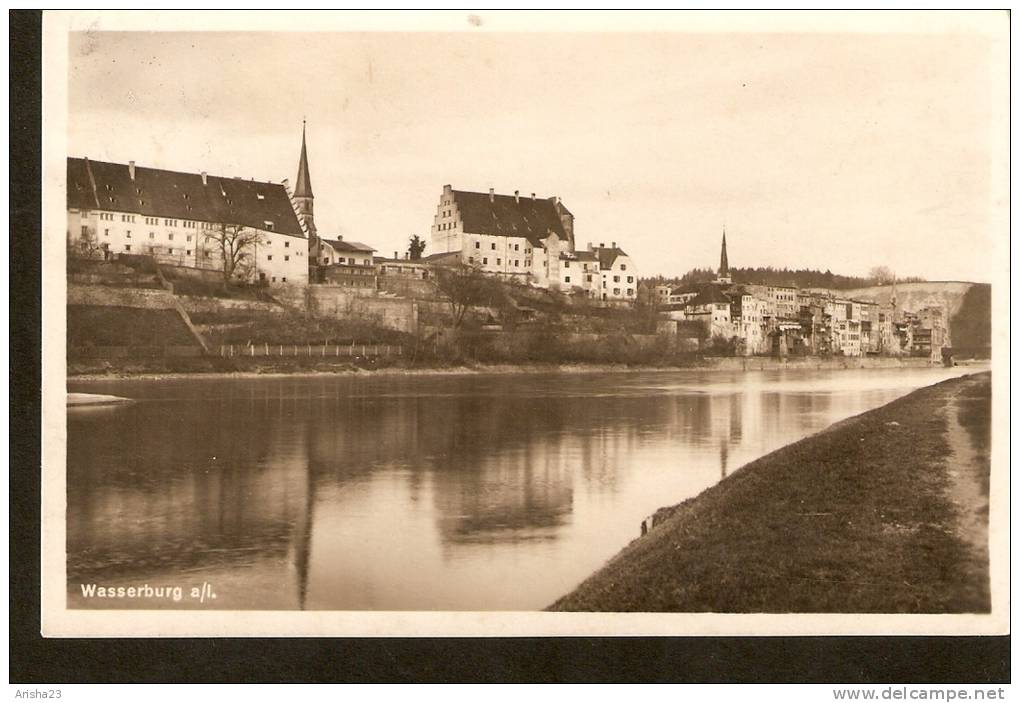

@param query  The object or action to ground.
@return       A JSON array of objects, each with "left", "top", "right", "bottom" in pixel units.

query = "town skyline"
[{"left": 67, "top": 21, "right": 1006, "bottom": 283}]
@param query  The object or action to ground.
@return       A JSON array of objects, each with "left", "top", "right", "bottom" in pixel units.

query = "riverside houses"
[
  {"left": 66, "top": 156, "right": 308, "bottom": 286},
  {"left": 429, "top": 184, "right": 638, "bottom": 301}
]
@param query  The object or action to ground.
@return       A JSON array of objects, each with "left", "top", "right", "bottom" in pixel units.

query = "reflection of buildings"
[{"left": 69, "top": 374, "right": 852, "bottom": 610}]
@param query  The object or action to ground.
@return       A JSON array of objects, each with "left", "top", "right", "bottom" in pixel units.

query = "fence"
[{"left": 218, "top": 343, "right": 404, "bottom": 359}]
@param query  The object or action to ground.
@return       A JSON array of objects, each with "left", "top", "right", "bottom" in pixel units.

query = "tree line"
[{"left": 644, "top": 265, "right": 925, "bottom": 291}]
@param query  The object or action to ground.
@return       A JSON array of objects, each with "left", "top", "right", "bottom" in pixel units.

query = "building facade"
[
  {"left": 428, "top": 185, "right": 637, "bottom": 301},
  {"left": 67, "top": 156, "right": 308, "bottom": 286}
]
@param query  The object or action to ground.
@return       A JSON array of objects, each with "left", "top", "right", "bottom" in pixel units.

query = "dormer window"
[
  {"left": 256, "top": 193, "right": 265, "bottom": 201},
  {"left": 264, "top": 221, "right": 274, "bottom": 231}
]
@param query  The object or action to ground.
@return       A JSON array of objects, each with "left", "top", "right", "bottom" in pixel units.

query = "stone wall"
[{"left": 305, "top": 286, "right": 419, "bottom": 335}]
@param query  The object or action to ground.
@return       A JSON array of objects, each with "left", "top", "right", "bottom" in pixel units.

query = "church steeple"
[
  {"left": 716, "top": 228, "right": 731, "bottom": 284},
  {"left": 294, "top": 120, "right": 313, "bottom": 199},
  {"left": 293, "top": 121, "right": 315, "bottom": 242}
]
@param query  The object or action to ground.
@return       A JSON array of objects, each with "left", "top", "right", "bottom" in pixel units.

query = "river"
[{"left": 65, "top": 365, "right": 979, "bottom": 610}]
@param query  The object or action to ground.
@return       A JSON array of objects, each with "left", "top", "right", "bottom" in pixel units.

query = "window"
[
  {"left": 614, "top": 288, "right": 620, "bottom": 295},
  {"left": 281, "top": 277, "right": 286, "bottom": 283},
  {"left": 186, "top": 250, "right": 191, "bottom": 256},
  {"left": 475, "top": 241, "right": 480, "bottom": 249},
  {"left": 80, "top": 225, "right": 88, "bottom": 237},
  {"left": 627, "top": 289, "right": 633, "bottom": 296},
  {"left": 264, "top": 221, "right": 274, "bottom": 231},
  {"left": 483, "top": 257, "right": 488, "bottom": 265},
  {"left": 565, "top": 276, "right": 571, "bottom": 283},
  {"left": 149, "top": 232, "right": 154, "bottom": 239},
  {"left": 104, "top": 229, "right": 109, "bottom": 237},
  {"left": 491, "top": 242, "right": 496, "bottom": 250},
  {"left": 257, "top": 193, "right": 265, "bottom": 200},
  {"left": 125, "top": 244, "right": 131, "bottom": 251},
  {"left": 186, "top": 235, "right": 192, "bottom": 242},
  {"left": 272, "top": 276, "right": 276, "bottom": 283},
  {"left": 627, "top": 276, "right": 633, "bottom": 283},
  {"left": 514, "top": 244, "right": 519, "bottom": 251},
  {"left": 284, "top": 241, "right": 290, "bottom": 248},
  {"left": 168, "top": 248, "right": 173, "bottom": 255},
  {"left": 564, "top": 261, "right": 570, "bottom": 268},
  {"left": 126, "top": 231, "right": 132, "bottom": 238},
  {"left": 514, "top": 260, "right": 519, "bottom": 267},
  {"left": 496, "top": 258, "right": 501, "bottom": 265},
  {"left": 586, "top": 275, "right": 592, "bottom": 282},
  {"left": 285, "top": 255, "right": 290, "bottom": 261},
  {"left": 168, "top": 233, "right": 174, "bottom": 241},
  {"left": 613, "top": 275, "right": 620, "bottom": 282},
  {"left": 267, "top": 255, "right": 273, "bottom": 261},
  {"left": 468, "top": 257, "right": 474, "bottom": 264},
  {"left": 621, "top": 264, "right": 627, "bottom": 271}
]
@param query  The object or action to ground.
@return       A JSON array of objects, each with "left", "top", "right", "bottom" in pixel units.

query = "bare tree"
[
  {"left": 868, "top": 266, "right": 896, "bottom": 285},
  {"left": 203, "top": 223, "right": 263, "bottom": 284},
  {"left": 69, "top": 225, "right": 104, "bottom": 260},
  {"left": 434, "top": 263, "right": 507, "bottom": 329}
]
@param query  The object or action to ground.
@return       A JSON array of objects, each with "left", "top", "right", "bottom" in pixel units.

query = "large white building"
[
  {"left": 67, "top": 155, "right": 309, "bottom": 286},
  {"left": 429, "top": 185, "right": 637, "bottom": 301}
]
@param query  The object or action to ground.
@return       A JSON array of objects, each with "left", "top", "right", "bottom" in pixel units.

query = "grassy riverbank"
[{"left": 549, "top": 372, "right": 991, "bottom": 613}]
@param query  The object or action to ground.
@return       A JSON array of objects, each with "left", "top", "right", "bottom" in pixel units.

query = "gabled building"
[
  {"left": 592, "top": 243, "right": 637, "bottom": 301},
  {"left": 428, "top": 184, "right": 637, "bottom": 300},
  {"left": 66, "top": 155, "right": 308, "bottom": 285}
]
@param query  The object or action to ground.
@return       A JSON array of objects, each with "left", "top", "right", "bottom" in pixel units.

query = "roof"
[
  {"left": 293, "top": 124, "right": 313, "bottom": 198},
  {"left": 452, "top": 189, "right": 567, "bottom": 247},
  {"left": 322, "top": 238, "right": 375, "bottom": 253},
  {"left": 422, "top": 251, "right": 462, "bottom": 266},
  {"left": 688, "top": 284, "right": 732, "bottom": 307},
  {"left": 560, "top": 251, "right": 599, "bottom": 263},
  {"left": 593, "top": 246, "right": 629, "bottom": 270},
  {"left": 67, "top": 157, "right": 304, "bottom": 237}
]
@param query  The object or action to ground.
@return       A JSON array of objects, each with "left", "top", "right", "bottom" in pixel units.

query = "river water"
[{"left": 66, "top": 365, "right": 977, "bottom": 610}]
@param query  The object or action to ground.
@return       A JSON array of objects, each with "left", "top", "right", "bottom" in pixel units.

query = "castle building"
[
  {"left": 66, "top": 155, "right": 308, "bottom": 285},
  {"left": 428, "top": 184, "right": 636, "bottom": 301}
]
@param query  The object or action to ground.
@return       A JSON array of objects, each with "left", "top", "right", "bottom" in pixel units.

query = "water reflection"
[{"left": 66, "top": 366, "right": 977, "bottom": 610}]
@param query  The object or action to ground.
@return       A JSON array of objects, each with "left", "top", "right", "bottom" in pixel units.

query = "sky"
[{"left": 67, "top": 20, "right": 1008, "bottom": 282}]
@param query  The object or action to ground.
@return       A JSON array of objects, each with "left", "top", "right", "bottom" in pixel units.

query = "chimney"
[
  {"left": 443, "top": 184, "right": 452, "bottom": 194},
  {"left": 531, "top": 192, "right": 536, "bottom": 200},
  {"left": 556, "top": 196, "right": 561, "bottom": 205},
  {"left": 394, "top": 251, "right": 398, "bottom": 260},
  {"left": 201, "top": 171, "right": 207, "bottom": 186},
  {"left": 514, "top": 190, "right": 519, "bottom": 203},
  {"left": 599, "top": 242, "right": 605, "bottom": 248},
  {"left": 612, "top": 241, "right": 616, "bottom": 248},
  {"left": 489, "top": 188, "right": 494, "bottom": 203},
  {"left": 128, "top": 161, "right": 135, "bottom": 180},
  {"left": 587, "top": 242, "right": 593, "bottom": 252}
]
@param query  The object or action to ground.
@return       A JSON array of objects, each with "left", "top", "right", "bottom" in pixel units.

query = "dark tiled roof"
[
  {"left": 421, "top": 251, "right": 462, "bottom": 266},
  {"left": 593, "top": 246, "right": 629, "bottom": 270},
  {"left": 322, "top": 239, "right": 375, "bottom": 253},
  {"left": 689, "top": 284, "right": 732, "bottom": 306},
  {"left": 67, "top": 157, "right": 304, "bottom": 237},
  {"left": 562, "top": 250, "right": 598, "bottom": 262},
  {"left": 452, "top": 190, "right": 566, "bottom": 247}
]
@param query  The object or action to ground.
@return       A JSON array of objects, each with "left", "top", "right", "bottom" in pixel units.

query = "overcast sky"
[{"left": 67, "top": 23, "right": 1007, "bottom": 282}]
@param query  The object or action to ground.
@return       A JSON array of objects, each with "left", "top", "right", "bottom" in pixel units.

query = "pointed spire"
[
  {"left": 719, "top": 227, "right": 729, "bottom": 279},
  {"left": 294, "top": 120, "right": 313, "bottom": 199}
]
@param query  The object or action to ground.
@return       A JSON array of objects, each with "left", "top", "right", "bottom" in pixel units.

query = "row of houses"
[
  {"left": 657, "top": 235, "right": 950, "bottom": 360},
  {"left": 66, "top": 126, "right": 639, "bottom": 302}
]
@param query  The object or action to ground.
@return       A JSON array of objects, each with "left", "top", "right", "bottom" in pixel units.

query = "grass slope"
[{"left": 549, "top": 373, "right": 991, "bottom": 613}]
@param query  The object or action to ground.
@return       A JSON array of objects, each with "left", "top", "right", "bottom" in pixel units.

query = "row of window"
[{"left": 473, "top": 240, "right": 530, "bottom": 254}]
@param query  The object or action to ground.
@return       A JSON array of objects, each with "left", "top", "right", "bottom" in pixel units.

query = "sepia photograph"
[{"left": 38, "top": 10, "right": 1008, "bottom": 639}]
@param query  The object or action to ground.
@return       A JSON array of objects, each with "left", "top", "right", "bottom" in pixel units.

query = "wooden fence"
[{"left": 219, "top": 343, "right": 403, "bottom": 359}]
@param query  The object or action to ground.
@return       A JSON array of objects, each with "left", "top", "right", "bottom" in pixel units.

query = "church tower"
[
  {"left": 293, "top": 121, "right": 316, "bottom": 241},
  {"left": 716, "top": 228, "right": 732, "bottom": 284}
]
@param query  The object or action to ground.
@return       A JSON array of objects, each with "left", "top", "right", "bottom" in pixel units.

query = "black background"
[{"left": 9, "top": 9, "right": 1009, "bottom": 683}]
